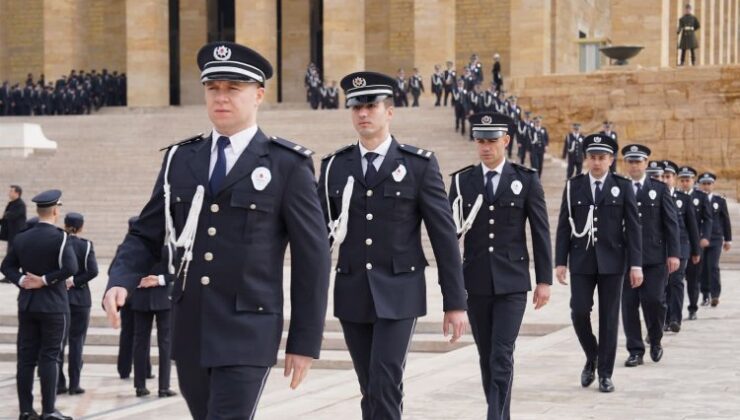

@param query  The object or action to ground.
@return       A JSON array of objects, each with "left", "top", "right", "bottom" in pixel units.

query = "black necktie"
[
  {"left": 594, "top": 180, "right": 603, "bottom": 203},
  {"left": 484, "top": 171, "right": 498, "bottom": 203},
  {"left": 209, "top": 136, "right": 230, "bottom": 195},
  {"left": 634, "top": 182, "right": 642, "bottom": 195},
  {"left": 365, "top": 152, "right": 379, "bottom": 185}
]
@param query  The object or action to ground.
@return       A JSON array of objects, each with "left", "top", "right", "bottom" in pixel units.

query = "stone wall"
[
  {"left": 0, "top": 0, "right": 44, "bottom": 84},
  {"left": 510, "top": 65, "right": 740, "bottom": 197},
  {"left": 455, "top": 0, "right": 510, "bottom": 78}
]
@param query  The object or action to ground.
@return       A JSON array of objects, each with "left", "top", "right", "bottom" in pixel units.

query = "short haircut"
[
  {"left": 37, "top": 207, "right": 54, "bottom": 217},
  {"left": 10, "top": 185, "right": 22, "bottom": 196}
]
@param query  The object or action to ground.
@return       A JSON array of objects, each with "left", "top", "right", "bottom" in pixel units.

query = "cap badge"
[
  {"left": 594, "top": 137, "right": 602, "bottom": 143},
  {"left": 481, "top": 115, "right": 493, "bottom": 125},
  {"left": 630, "top": 145, "right": 638, "bottom": 152},
  {"left": 650, "top": 162, "right": 657, "bottom": 167},
  {"left": 213, "top": 45, "right": 232, "bottom": 61},
  {"left": 352, "top": 77, "right": 367, "bottom": 88}
]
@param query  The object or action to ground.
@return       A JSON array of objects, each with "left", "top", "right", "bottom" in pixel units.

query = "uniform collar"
[
  {"left": 359, "top": 134, "right": 393, "bottom": 159},
  {"left": 632, "top": 174, "right": 647, "bottom": 186},
  {"left": 211, "top": 125, "right": 258, "bottom": 156},
  {"left": 481, "top": 159, "right": 506, "bottom": 177},
  {"left": 589, "top": 171, "right": 608, "bottom": 185}
]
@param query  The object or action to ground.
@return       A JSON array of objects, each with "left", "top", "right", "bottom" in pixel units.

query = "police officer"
[
  {"left": 555, "top": 135, "right": 642, "bottom": 393},
  {"left": 443, "top": 61, "right": 456, "bottom": 106},
  {"left": 431, "top": 65, "right": 444, "bottom": 106},
  {"left": 103, "top": 42, "right": 330, "bottom": 420},
  {"left": 453, "top": 79, "right": 469, "bottom": 136},
  {"left": 677, "top": 166, "right": 712, "bottom": 319},
  {"left": 469, "top": 53, "right": 484, "bottom": 84},
  {"left": 131, "top": 257, "right": 176, "bottom": 398},
  {"left": 677, "top": 3, "right": 700, "bottom": 66},
  {"left": 598, "top": 121, "right": 619, "bottom": 173},
  {"left": 57, "top": 212, "right": 98, "bottom": 396},
  {"left": 697, "top": 172, "right": 732, "bottom": 307},
  {"left": 562, "top": 123, "right": 584, "bottom": 178},
  {"left": 646, "top": 160, "right": 664, "bottom": 180},
  {"left": 324, "top": 80, "right": 340, "bottom": 109},
  {"left": 1, "top": 185, "right": 27, "bottom": 254},
  {"left": 492, "top": 53, "right": 503, "bottom": 93},
  {"left": 449, "top": 112, "right": 551, "bottom": 420},
  {"left": 409, "top": 68, "right": 424, "bottom": 107},
  {"left": 620, "top": 145, "right": 680, "bottom": 368},
  {"left": 394, "top": 69, "right": 409, "bottom": 107},
  {"left": 1, "top": 190, "right": 78, "bottom": 420},
  {"left": 660, "top": 161, "right": 700, "bottom": 333},
  {"left": 319, "top": 71, "right": 468, "bottom": 420},
  {"left": 514, "top": 112, "right": 532, "bottom": 166},
  {"left": 529, "top": 117, "right": 548, "bottom": 176}
]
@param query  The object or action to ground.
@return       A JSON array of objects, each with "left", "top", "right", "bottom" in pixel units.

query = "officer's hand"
[
  {"left": 443, "top": 310, "right": 467, "bottom": 343},
  {"left": 138, "top": 275, "right": 160, "bottom": 288},
  {"left": 22, "top": 274, "right": 45, "bottom": 289},
  {"left": 723, "top": 242, "right": 732, "bottom": 252},
  {"left": 630, "top": 268, "right": 644, "bottom": 288},
  {"left": 691, "top": 254, "right": 701, "bottom": 264},
  {"left": 65, "top": 278, "right": 74, "bottom": 290},
  {"left": 532, "top": 284, "right": 551, "bottom": 310},
  {"left": 284, "top": 353, "right": 313, "bottom": 390},
  {"left": 103, "top": 286, "right": 128, "bottom": 329},
  {"left": 666, "top": 257, "right": 680, "bottom": 274},
  {"left": 700, "top": 239, "right": 710, "bottom": 248},
  {"left": 555, "top": 266, "right": 568, "bottom": 285}
]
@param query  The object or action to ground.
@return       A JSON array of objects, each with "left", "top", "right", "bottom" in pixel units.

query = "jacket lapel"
[
  {"left": 187, "top": 135, "right": 212, "bottom": 192},
  {"left": 469, "top": 164, "right": 485, "bottom": 197},
  {"left": 216, "top": 128, "right": 270, "bottom": 195},
  {"left": 493, "top": 161, "right": 514, "bottom": 203},
  {"left": 346, "top": 146, "right": 367, "bottom": 188},
  {"left": 369, "top": 138, "right": 402, "bottom": 188}
]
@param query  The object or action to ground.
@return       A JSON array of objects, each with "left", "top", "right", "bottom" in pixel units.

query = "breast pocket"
[
  {"left": 605, "top": 198, "right": 623, "bottom": 219},
  {"left": 231, "top": 190, "right": 276, "bottom": 242},
  {"left": 504, "top": 197, "right": 525, "bottom": 223},
  {"left": 384, "top": 184, "right": 417, "bottom": 219},
  {"left": 170, "top": 187, "right": 196, "bottom": 231}
]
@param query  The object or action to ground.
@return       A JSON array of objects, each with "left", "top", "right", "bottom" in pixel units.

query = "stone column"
[
  {"left": 43, "top": 0, "right": 82, "bottom": 80},
  {"left": 281, "top": 0, "right": 310, "bottom": 103},
  {"left": 235, "top": 0, "right": 278, "bottom": 103},
  {"left": 709, "top": 0, "right": 716, "bottom": 65},
  {"left": 389, "top": 0, "right": 414, "bottom": 74},
  {"left": 179, "top": 0, "right": 207, "bottom": 105},
  {"left": 126, "top": 0, "right": 169, "bottom": 107},
  {"left": 323, "top": 0, "right": 365, "bottom": 87},
  {"left": 510, "top": 0, "right": 551, "bottom": 76},
  {"left": 414, "top": 0, "right": 454, "bottom": 94},
  {"left": 700, "top": 0, "right": 707, "bottom": 64}
]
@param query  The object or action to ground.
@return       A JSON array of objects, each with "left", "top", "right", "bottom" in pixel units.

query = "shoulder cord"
[
  {"left": 566, "top": 179, "right": 594, "bottom": 249},
  {"left": 452, "top": 173, "right": 483, "bottom": 237},
  {"left": 324, "top": 154, "right": 355, "bottom": 252}
]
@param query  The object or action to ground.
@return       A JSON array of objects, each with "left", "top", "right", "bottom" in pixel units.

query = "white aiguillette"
[{"left": 251, "top": 166, "right": 272, "bottom": 191}]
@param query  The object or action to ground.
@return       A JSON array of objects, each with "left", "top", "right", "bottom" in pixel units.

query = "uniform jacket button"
[
  {"left": 200, "top": 276, "right": 210, "bottom": 285},
  {"left": 210, "top": 204, "right": 219, "bottom": 213},
  {"left": 208, "top": 227, "right": 217, "bottom": 236},
  {"left": 365, "top": 238, "right": 373, "bottom": 246},
  {"left": 489, "top": 205, "right": 494, "bottom": 211},
  {"left": 249, "top": 203, "right": 257, "bottom": 210},
  {"left": 258, "top": 306, "right": 264, "bottom": 312},
  {"left": 489, "top": 219, "right": 494, "bottom": 225},
  {"left": 366, "top": 214, "right": 373, "bottom": 221},
  {"left": 411, "top": 266, "right": 415, "bottom": 271},
  {"left": 366, "top": 263, "right": 373, "bottom": 270},
  {"left": 204, "top": 252, "right": 213, "bottom": 261},
  {"left": 488, "top": 246, "right": 494, "bottom": 252},
  {"left": 367, "top": 190, "right": 373, "bottom": 197}
]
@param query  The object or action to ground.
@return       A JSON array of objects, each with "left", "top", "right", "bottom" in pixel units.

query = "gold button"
[
  {"left": 249, "top": 204, "right": 256, "bottom": 210},
  {"left": 208, "top": 227, "right": 217, "bottom": 236},
  {"left": 366, "top": 214, "right": 373, "bottom": 221},
  {"left": 366, "top": 263, "right": 373, "bottom": 270},
  {"left": 488, "top": 246, "right": 494, "bottom": 252},
  {"left": 367, "top": 190, "right": 373, "bottom": 197},
  {"left": 210, "top": 204, "right": 219, "bottom": 213},
  {"left": 204, "top": 252, "right": 213, "bottom": 261},
  {"left": 200, "top": 276, "right": 210, "bottom": 285},
  {"left": 365, "top": 238, "right": 373, "bottom": 246}
]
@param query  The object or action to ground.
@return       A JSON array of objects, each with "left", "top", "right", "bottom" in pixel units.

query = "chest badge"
[
  {"left": 648, "top": 189, "right": 657, "bottom": 200},
  {"left": 611, "top": 186, "right": 620, "bottom": 197},
  {"left": 511, "top": 180, "right": 523, "bottom": 195},
  {"left": 676, "top": 200, "right": 683, "bottom": 208},
  {"left": 251, "top": 167, "right": 272, "bottom": 191},
  {"left": 392, "top": 164, "right": 407, "bottom": 182},
  {"left": 713, "top": 202, "right": 719, "bottom": 210},
  {"left": 693, "top": 198, "right": 699, "bottom": 206}
]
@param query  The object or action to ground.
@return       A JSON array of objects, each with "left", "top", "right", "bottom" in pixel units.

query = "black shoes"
[
  {"left": 68, "top": 387, "right": 85, "bottom": 395},
  {"left": 711, "top": 298, "right": 719, "bottom": 307},
  {"left": 701, "top": 297, "right": 710, "bottom": 306},
  {"left": 55, "top": 386, "right": 68, "bottom": 395},
  {"left": 158, "top": 389, "right": 177, "bottom": 398},
  {"left": 688, "top": 311, "right": 698, "bottom": 320},
  {"left": 624, "top": 354, "right": 644, "bottom": 367},
  {"left": 599, "top": 377, "right": 615, "bottom": 393},
  {"left": 581, "top": 359, "right": 597, "bottom": 387},
  {"left": 19, "top": 411, "right": 40, "bottom": 420},
  {"left": 135, "top": 387, "right": 150, "bottom": 397},
  {"left": 669, "top": 321, "right": 681, "bottom": 333},
  {"left": 650, "top": 344, "right": 664, "bottom": 362},
  {"left": 40, "top": 411, "right": 72, "bottom": 420}
]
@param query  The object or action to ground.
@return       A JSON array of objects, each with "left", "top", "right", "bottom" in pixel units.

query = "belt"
[{"left": 684, "top": 27, "right": 694, "bottom": 31}]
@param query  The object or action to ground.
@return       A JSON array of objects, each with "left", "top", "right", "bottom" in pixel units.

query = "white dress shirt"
[
  {"left": 209, "top": 125, "right": 259, "bottom": 178},
  {"left": 359, "top": 134, "right": 393, "bottom": 175},
  {"left": 632, "top": 174, "right": 647, "bottom": 196},
  {"left": 482, "top": 159, "right": 507, "bottom": 196},
  {"left": 588, "top": 172, "right": 608, "bottom": 203}
]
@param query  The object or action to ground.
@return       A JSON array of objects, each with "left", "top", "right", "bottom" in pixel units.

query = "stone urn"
[{"left": 599, "top": 45, "right": 644, "bottom": 65}]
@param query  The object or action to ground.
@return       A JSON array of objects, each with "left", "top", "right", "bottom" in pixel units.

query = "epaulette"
[
  {"left": 159, "top": 133, "right": 204, "bottom": 151},
  {"left": 449, "top": 165, "right": 475, "bottom": 177},
  {"left": 399, "top": 144, "right": 434, "bottom": 159},
  {"left": 322, "top": 144, "right": 356, "bottom": 160},
  {"left": 510, "top": 162, "right": 536, "bottom": 173},
  {"left": 270, "top": 136, "right": 314, "bottom": 157},
  {"left": 569, "top": 173, "right": 587, "bottom": 180},
  {"left": 612, "top": 173, "right": 631, "bottom": 181}
]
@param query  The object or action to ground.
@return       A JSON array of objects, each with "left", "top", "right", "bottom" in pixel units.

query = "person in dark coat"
[
  {"left": 697, "top": 172, "right": 732, "bottom": 307},
  {"left": 1, "top": 185, "right": 27, "bottom": 254},
  {"left": 677, "top": 3, "right": 701, "bottom": 66}
]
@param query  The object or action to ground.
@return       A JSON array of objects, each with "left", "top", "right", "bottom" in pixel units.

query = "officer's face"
[
  {"left": 700, "top": 182, "right": 714, "bottom": 193},
  {"left": 625, "top": 158, "right": 648, "bottom": 179},
  {"left": 351, "top": 100, "right": 393, "bottom": 139},
  {"left": 586, "top": 153, "right": 613, "bottom": 177},
  {"left": 678, "top": 177, "right": 694, "bottom": 190},
  {"left": 8, "top": 188, "right": 18, "bottom": 201},
  {"left": 476, "top": 135, "right": 510, "bottom": 167},
  {"left": 204, "top": 80, "right": 264, "bottom": 135},
  {"left": 661, "top": 172, "right": 677, "bottom": 188}
]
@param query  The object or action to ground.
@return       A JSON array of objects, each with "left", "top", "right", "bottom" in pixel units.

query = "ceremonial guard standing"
[
  {"left": 449, "top": 112, "right": 551, "bottom": 420},
  {"left": 677, "top": 3, "right": 701, "bottom": 66},
  {"left": 319, "top": 71, "right": 467, "bottom": 420}
]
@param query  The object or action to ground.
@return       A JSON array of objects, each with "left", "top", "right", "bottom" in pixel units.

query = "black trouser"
[
  {"left": 433, "top": 88, "right": 442, "bottom": 106},
  {"left": 444, "top": 87, "right": 452, "bottom": 106},
  {"left": 17, "top": 311, "right": 67, "bottom": 414},
  {"left": 622, "top": 264, "right": 667, "bottom": 355},
  {"left": 570, "top": 273, "right": 622, "bottom": 378},
  {"left": 118, "top": 304, "right": 151, "bottom": 378},
  {"left": 134, "top": 309, "right": 172, "bottom": 391},
  {"left": 455, "top": 105, "right": 466, "bottom": 134},
  {"left": 395, "top": 93, "right": 408, "bottom": 107},
  {"left": 177, "top": 359, "right": 271, "bottom": 420},
  {"left": 468, "top": 293, "right": 527, "bottom": 420},
  {"left": 341, "top": 318, "right": 417, "bottom": 420},
  {"left": 530, "top": 148, "right": 544, "bottom": 177},
  {"left": 58, "top": 306, "right": 90, "bottom": 390},
  {"left": 679, "top": 48, "right": 696, "bottom": 66},
  {"left": 665, "top": 258, "right": 688, "bottom": 325},
  {"left": 701, "top": 244, "right": 722, "bottom": 299},
  {"left": 517, "top": 143, "right": 527, "bottom": 165},
  {"left": 410, "top": 89, "right": 420, "bottom": 107},
  {"left": 566, "top": 158, "right": 583, "bottom": 179},
  {"left": 506, "top": 137, "right": 514, "bottom": 158},
  {"left": 685, "top": 255, "right": 703, "bottom": 313}
]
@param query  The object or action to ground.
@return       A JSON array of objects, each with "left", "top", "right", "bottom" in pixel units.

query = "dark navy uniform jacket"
[
  {"left": 555, "top": 173, "right": 642, "bottom": 274},
  {"left": 318, "top": 139, "right": 467, "bottom": 323},
  {"left": 130, "top": 260, "right": 173, "bottom": 312},
  {"left": 708, "top": 194, "right": 732, "bottom": 245},
  {"left": 67, "top": 235, "right": 99, "bottom": 308},
  {"left": 672, "top": 190, "right": 701, "bottom": 259},
  {"left": 690, "top": 189, "right": 713, "bottom": 240},
  {"left": 107, "top": 130, "right": 330, "bottom": 368},
  {"left": 634, "top": 177, "right": 680, "bottom": 266},
  {"left": 1, "top": 222, "right": 78, "bottom": 312},
  {"left": 448, "top": 161, "right": 552, "bottom": 295}
]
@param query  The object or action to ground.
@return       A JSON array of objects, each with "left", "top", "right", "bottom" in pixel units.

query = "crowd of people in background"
[
  {"left": 0, "top": 70, "right": 127, "bottom": 117},
  {"left": 304, "top": 63, "right": 339, "bottom": 110}
]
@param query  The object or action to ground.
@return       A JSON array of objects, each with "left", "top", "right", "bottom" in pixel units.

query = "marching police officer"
[
  {"left": 431, "top": 65, "right": 444, "bottom": 106},
  {"left": 453, "top": 79, "right": 469, "bottom": 136},
  {"left": 562, "top": 123, "right": 584, "bottom": 178},
  {"left": 659, "top": 161, "right": 700, "bottom": 333},
  {"left": 443, "top": 61, "right": 456, "bottom": 106},
  {"left": 57, "top": 212, "right": 98, "bottom": 396},
  {"left": 103, "top": 42, "right": 330, "bottom": 420},
  {"left": 677, "top": 166, "right": 712, "bottom": 319},
  {"left": 555, "top": 135, "right": 643, "bottom": 393},
  {"left": 449, "top": 112, "right": 551, "bottom": 420},
  {"left": 620, "top": 145, "right": 680, "bottom": 368},
  {"left": 409, "top": 68, "right": 424, "bottom": 107},
  {"left": 394, "top": 69, "right": 409, "bottom": 107},
  {"left": 514, "top": 112, "right": 532, "bottom": 166},
  {"left": 598, "top": 121, "right": 619, "bottom": 173},
  {"left": 1, "top": 190, "right": 78, "bottom": 420},
  {"left": 697, "top": 172, "right": 732, "bottom": 307},
  {"left": 319, "top": 71, "right": 468, "bottom": 420},
  {"left": 677, "top": 3, "right": 700, "bottom": 66},
  {"left": 529, "top": 117, "right": 548, "bottom": 176}
]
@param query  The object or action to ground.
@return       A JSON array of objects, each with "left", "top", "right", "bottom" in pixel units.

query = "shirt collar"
[
  {"left": 359, "top": 134, "right": 393, "bottom": 158},
  {"left": 589, "top": 171, "right": 608, "bottom": 185},
  {"left": 211, "top": 125, "right": 258, "bottom": 155},
  {"left": 633, "top": 174, "right": 647, "bottom": 186},
  {"left": 481, "top": 159, "right": 506, "bottom": 178}
]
